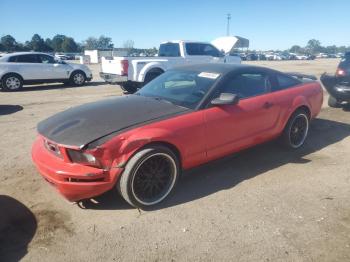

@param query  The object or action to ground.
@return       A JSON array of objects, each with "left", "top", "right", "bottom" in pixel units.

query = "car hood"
[{"left": 37, "top": 95, "right": 189, "bottom": 148}]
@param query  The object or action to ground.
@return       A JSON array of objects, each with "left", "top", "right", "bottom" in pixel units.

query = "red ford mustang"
[{"left": 32, "top": 64, "right": 323, "bottom": 208}]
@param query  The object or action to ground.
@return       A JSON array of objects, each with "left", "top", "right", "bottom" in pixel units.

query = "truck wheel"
[
  {"left": 117, "top": 145, "right": 180, "bottom": 209},
  {"left": 120, "top": 82, "right": 138, "bottom": 94},
  {"left": 281, "top": 109, "right": 309, "bottom": 149},
  {"left": 144, "top": 69, "right": 164, "bottom": 85},
  {"left": 328, "top": 96, "right": 342, "bottom": 108},
  {"left": 70, "top": 71, "right": 86, "bottom": 86},
  {"left": 1, "top": 74, "right": 23, "bottom": 91}
]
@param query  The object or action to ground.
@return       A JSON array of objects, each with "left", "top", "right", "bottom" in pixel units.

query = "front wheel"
[
  {"left": 282, "top": 110, "right": 309, "bottom": 149},
  {"left": 328, "top": 96, "right": 342, "bottom": 108},
  {"left": 119, "top": 82, "right": 138, "bottom": 94},
  {"left": 117, "top": 145, "right": 180, "bottom": 209},
  {"left": 70, "top": 71, "right": 86, "bottom": 86}
]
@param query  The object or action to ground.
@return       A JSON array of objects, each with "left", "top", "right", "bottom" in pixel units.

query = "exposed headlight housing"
[{"left": 67, "top": 149, "right": 101, "bottom": 168}]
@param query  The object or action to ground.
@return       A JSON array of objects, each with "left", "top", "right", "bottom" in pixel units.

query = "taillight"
[
  {"left": 120, "top": 60, "right": 129, "bottom": 76},
  {"left": 336, "top": 68, "right": 346, "bottom": 76}
]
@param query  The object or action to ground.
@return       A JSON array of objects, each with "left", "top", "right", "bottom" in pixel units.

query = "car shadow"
[
  {"left": 20, "top": 81, "right": 107, "bottom": 92},
  {"left": 0, "top": 195, "right": 37, "bottom": 262},
  {"left": 0, "top": 105, "right": 24, "bottom": 116},
  {"left": 82, "top": 117, "right": 350, "bottom": 211}
]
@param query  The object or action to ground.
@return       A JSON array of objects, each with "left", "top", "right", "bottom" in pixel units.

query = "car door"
[
  {"left": 184, "top": 43, "right": 213, "bottom": 64},
  {"left": 203, "top": 70, "right": 280, "bottom": 160},
  {"left": 38, "top": 54, "right": 69, "bottom": 79},
  {"left": 14, "top": 54, "right": 43, "bottom": 80}
]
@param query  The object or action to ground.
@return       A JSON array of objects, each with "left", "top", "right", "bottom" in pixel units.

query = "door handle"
[{"left": 263, "top": 102, "right": 274, "bottom": 109}]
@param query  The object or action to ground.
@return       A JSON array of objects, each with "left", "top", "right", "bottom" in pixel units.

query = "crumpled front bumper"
[{"left": 31, "top": 136, "right": 123, "bottom": 202}]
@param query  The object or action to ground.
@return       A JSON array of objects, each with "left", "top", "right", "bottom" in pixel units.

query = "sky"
[{"left": 0, "top": 0, "right": 348, "bottom": 50}]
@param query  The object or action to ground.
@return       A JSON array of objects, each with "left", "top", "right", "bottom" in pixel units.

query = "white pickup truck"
[
  {"left": 100, "top": 40, "right": 241, "bottom": 93},
  {"left": 0, "top": 52, "right": 92, "bottom": 91}
]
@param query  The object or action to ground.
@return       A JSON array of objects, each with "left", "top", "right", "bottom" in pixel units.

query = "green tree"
[
  {"left": 51, "top": 34, "right": 66, "bottom": 52},
  {"left": 84, "top": 35, "right": 113, "bottom": 50},
  {"left": 1, "top": 35, "right": 17, "bottom": 52},
  {"left": 84, "top": 37, "right": 99, "bottom": 50},
  {"left": 28, "top": 34, "right": 52, "bottom": 51},
  {"left": 98, "top": 35, "right": 113, "bottom": 49},
  {"left": 61, "top": 37, "right": 78, "bottom": 52},
  {"left": 306, "top": 39, "right": 321, "bottom": 54},
  {"left": 289, "top": 45, "right": 302, "bottom": 54}
]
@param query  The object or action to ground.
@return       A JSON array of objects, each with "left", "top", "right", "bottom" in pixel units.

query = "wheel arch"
[
  {"left": 69, "top": 69, "right": 86, "bottom": 79},
  {"left": 138, "top": 62, "right": 166, "bottom": 82},
  {"left": 114, "top": 137, "right": 183, "bottom": 171},
  {"left": 1, "top": 72, "right": 24, "bottom": 82}
]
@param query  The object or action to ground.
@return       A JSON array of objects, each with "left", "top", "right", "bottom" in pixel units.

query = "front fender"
[{"left": 110, "top": 128, "right": 180, "bottom": 168}]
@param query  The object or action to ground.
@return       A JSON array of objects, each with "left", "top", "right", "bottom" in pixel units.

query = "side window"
[
  {"left": 16, "top": 54, "right": 39, "bottom": 63},
  {"left": 273, "top": 74, "right": 300, "bottom": 91},
  {"left": 186, "top": 43, "right": 221, "bottom": 57},
  {"left": 220, "top": 73, "right": 270, "bottom": 99},
  {"left": 185, "top": 43, "right": 201, "bottom": 55},
  {"left": 38, "top": 54, "right": 55, "bottom": 64},
  {"left": 202, "top": 44, "right": 221, "bottom": 57},
  {"left": 8, "top": 56, "right": 18, "bottom": 62},
  {"left": 158, "top": 43, "right": 180, "bottom": 57}
]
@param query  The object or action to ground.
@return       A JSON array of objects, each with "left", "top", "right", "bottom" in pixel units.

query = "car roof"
[
  {"left": 0, "top": 52, "right": 53, "bottom": 58},
  {"left": 171, "top": 63, "right": 276, "bottom": 75}
]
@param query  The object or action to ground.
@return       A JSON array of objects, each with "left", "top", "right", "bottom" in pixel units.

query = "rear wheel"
[
  {"left": 70, "top": 71, "right": 86, "bottom": 86},
  {"left": 1, "top": 74, "right": 23, "bottom": 91},
  {"left": 282, "top": 110, "right": 309, "bottom": 149},
  {"left": 117, "top": 145, "right": 180, "bottom": 209},
  {"left": 144, "top": 69, "right": 164, "bottom": 85},
  {"left": 328, "top": 95, "right": 342, "bottom": 108},
  {"left": 119, "top": 82, "right": 138, "bottom": 94}
]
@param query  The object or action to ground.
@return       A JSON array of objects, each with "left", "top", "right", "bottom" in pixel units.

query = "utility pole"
[{"left": 226, "top": 13, "right": 231, "bottom": 36}]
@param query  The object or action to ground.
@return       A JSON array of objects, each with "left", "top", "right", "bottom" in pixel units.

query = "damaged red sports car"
[{"left": 32, "top": 64, "right": 323, "bottom": 208}]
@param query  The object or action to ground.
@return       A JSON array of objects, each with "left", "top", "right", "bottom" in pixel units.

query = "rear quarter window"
[
  {"left": 158, "top": 43, "right": 180, "bottom": 57},
  {"left": 273, "top": 74, "right": 301, "bottom": 91},
  {"left": 8, "top": 56, "right": 18, "bottom": 62}
]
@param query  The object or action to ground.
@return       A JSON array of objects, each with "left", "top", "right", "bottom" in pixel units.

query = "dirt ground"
[{"left": 0, "top": 59, "right": 349, "bottom": 262}]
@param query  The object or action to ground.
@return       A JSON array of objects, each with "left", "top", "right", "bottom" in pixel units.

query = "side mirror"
[{"left": 211, "top": 93, "right": 239, "bottom": 106}]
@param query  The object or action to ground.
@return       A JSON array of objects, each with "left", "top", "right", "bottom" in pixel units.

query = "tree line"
[
  {"left": 0, "top": 34, "right": 115, "bottom": 53},
  {"left": 289, "top": 39, "right": 350, "bottom": 55}
]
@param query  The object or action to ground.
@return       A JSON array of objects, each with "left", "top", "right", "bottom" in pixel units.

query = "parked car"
[
  {"left": 245, "top": 53, "right": 258, "bottom": 61},
  {"left": 55, "top": 54, "right": 69, "bottom": 60},
  {"left": 32, "top": 63, "right": 323, "bottom": 208},
  {"left": 321, "top": 52, "right": 350, "bottom": 107},
  {"left": 0, "top": 52, "right": 92, "bottom": 91},
  {"left": 100, "top": 40, "right": 241, "bottom": 93}
]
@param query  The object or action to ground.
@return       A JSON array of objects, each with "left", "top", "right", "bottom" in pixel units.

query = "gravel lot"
[{"left": 0, "top": 59, "right": 349, "bottom": 262}]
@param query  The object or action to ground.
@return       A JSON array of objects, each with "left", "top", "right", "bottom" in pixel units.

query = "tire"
[
  {"left": 1, "top": 74, "right": 23, "bottom": 91},
  {"left": 119, "top": 82, "right": 138, "bottom": 94},
  {"left": 281, "top": 109, "right": 310, "bottom": 149},
  {"left": 117, "top": 145, "right": 180, "bottom": 209},
  {"left": 70, "top": 71, "right": 86, "bottom": 86},
  {"left": 144, "top": 70, "right": 164, "bottom": 85},
  {"left": 328, "top": 95, "right": 342, "bottom": 108}
]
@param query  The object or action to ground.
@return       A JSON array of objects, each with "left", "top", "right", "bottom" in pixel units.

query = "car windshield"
[{"left": 136, "top": 70, "right": 220, "bottom": 109}]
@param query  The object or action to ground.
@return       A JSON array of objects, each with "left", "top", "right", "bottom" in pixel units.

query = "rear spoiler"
[{"left": 285, "top": 72, "right": 317, "bottom": 81}]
